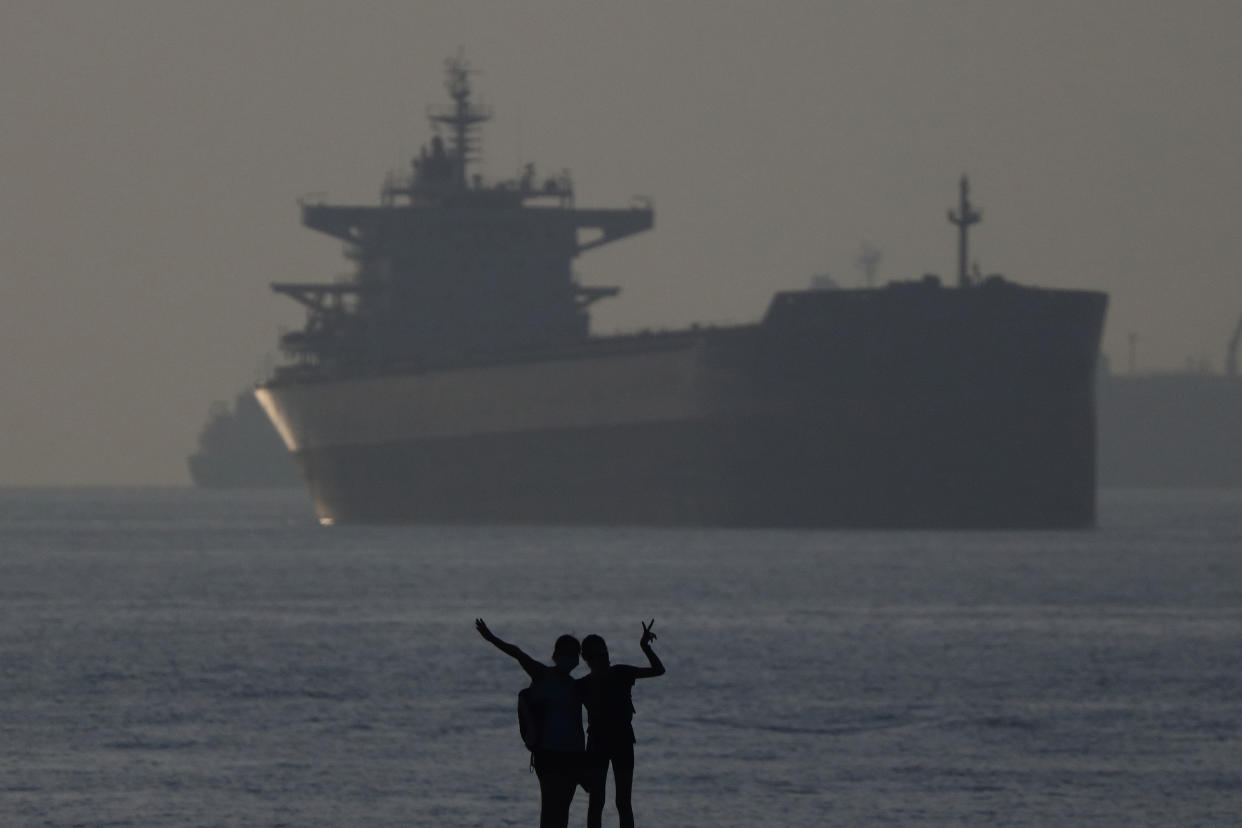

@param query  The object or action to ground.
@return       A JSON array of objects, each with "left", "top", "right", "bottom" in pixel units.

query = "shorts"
[{"left": 586, "top": 738, "right": 635, "bottom": 775}]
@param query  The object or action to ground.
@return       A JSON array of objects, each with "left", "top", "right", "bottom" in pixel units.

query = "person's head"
[
  {"left": 552, "top": 634, "right": 580, "bottom": 671},
  {"left": 581, "top": 634, "right": 609, "bottom": 670}
]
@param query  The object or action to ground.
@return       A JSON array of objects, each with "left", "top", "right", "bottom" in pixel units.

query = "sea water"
[{"left": 1, "top": 487, "right": 1239, "bottom": 827}]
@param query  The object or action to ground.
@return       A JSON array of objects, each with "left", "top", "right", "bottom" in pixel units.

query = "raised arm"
[
  {"left": 475, "top": 618, "right": 542, "bottom": 680},
  {"left": 633, "top": 618, "right": 666, "bottom": 678}
]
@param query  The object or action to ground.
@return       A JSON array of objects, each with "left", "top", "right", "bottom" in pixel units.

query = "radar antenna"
[
  {"left": 427, "top": 51, "right": 493, "bottom": 187},
  {"left": 947, "top": 175, "right": 982, "bottom": 288}
]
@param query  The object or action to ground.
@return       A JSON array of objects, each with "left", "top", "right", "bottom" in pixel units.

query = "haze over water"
[
  {"left": 2, "top": 487, "right": 1239, "bottom": 826},
  {"left": 3, "top": 1, "right": 1242, "bottom": 484}
]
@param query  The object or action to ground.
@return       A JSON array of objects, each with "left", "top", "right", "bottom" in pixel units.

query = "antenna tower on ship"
[
  {"left": 428, "top": 52, "right": 492, "bottom": 187},
  {"left": 948, "top": 175, "right": 982, "bottom": 288}
]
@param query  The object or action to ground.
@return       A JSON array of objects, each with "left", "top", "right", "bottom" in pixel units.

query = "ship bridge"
[
  {"left": 271, "top": 54, "right": 653, "bottom": 373},
  {"left": 299, "top": 201, "right": 653, "bottom": 257}
]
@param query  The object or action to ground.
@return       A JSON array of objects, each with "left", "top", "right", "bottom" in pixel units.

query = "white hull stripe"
[{"left": 256, "top": 346, "right": 739, "bottom": 451}]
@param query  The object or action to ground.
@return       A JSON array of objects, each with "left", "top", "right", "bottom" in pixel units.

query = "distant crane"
[
  {"left": 855, "top": 243, "right": 882, "bottom": 288},
  {"left": 1227, "top": 312, "right": 1242, "bottom": 377}
]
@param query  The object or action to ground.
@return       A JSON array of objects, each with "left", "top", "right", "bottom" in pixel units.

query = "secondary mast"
[{"left": 947, "top": 175, "right": 982, "bottom": 288}]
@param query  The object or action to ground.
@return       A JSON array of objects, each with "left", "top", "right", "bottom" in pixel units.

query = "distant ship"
[
  {"left": 188, "top": 390, "right": 299, "bottom": 488},
  {"left": 1098, "top": 372, "right": 1242, "bottom": 488},
  {"left": 238, "top": 55, "right": 1108, "bottom": 527}
]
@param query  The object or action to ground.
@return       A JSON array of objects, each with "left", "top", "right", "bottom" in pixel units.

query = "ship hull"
[
  {"left": 286, "top": 411, "right": 1096, "bottom": 528},
  {"left": 258, "top": 284, "right": 1108, "bottom": 528}
]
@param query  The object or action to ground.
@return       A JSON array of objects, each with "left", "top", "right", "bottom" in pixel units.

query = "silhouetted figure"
[
  {"left": 476, "top": 618, "right": 586, "bottom": 828},
  {"left": 578, "top": 620, "right": 665, "bottom": 828}
]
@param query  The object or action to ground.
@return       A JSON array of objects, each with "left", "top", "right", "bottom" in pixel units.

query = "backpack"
[{"left": 517, "top": 680, "right": 542, "bottom": 752}]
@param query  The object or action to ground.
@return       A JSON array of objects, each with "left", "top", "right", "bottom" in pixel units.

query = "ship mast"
[
  {"left": 947, "top": 175, "right": 982, "bottom": 288},
  {"left": 427, "top": 52, "right": 492, "bottom": 188}
]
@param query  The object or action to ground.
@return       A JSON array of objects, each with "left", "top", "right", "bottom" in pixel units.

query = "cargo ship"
[
  {"left": 196, "top": 367, "right": 1242, "bottom": 493},
  {"left": 254, "top": 55, "right": 1108, "bottom": 528},
  {"left": 188, "top": 390, "right": 300, "bottom": 488},
  {"left": 1097, "top": 370, "right": 1242, "bottom": 488}
]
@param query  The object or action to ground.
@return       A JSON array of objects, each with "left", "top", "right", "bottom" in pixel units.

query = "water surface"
[{"left": 1, "top": 487, "right": 1239, "bottom": 826}]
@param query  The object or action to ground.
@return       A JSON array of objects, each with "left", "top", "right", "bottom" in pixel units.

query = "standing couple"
[{"left": 475, "top": 618, "right": 666, "bottom": 828}]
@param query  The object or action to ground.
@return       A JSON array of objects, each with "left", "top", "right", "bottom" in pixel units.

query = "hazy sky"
[{"left": 3, "top": 1, "right": 1240, "bottom": 485}]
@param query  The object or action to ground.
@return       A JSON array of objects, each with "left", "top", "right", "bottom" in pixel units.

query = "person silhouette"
[
  {"left": 475, "top": 618, "right": 586, "bottom": 828},
  {"left": 577, "top": 619, "right": 665, "bottom": 828}
]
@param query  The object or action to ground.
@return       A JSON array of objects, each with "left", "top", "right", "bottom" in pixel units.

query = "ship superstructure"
[
  {"left": 272, "top": 55, "right": 650, "bottom": 375},
  {"left": 257, "top": 57, "right": 1108, "bottom": 528}
]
